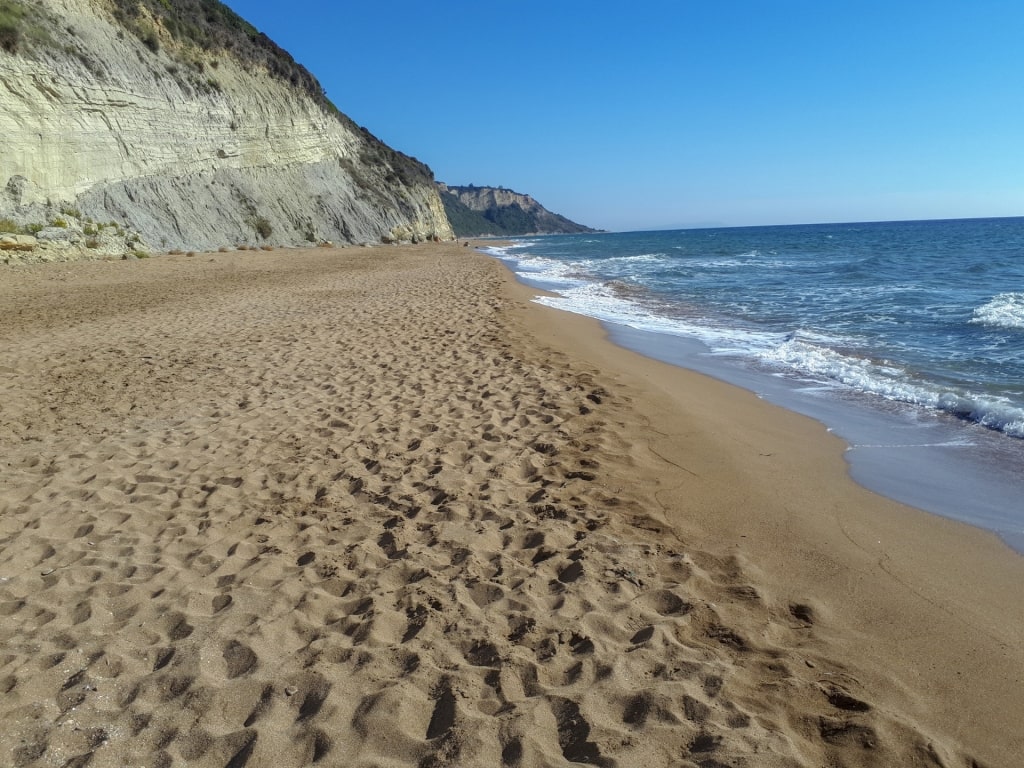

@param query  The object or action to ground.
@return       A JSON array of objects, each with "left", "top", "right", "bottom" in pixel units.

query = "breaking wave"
[{"left": 971, "top": 293, "right": 1024, "bottom": 329}]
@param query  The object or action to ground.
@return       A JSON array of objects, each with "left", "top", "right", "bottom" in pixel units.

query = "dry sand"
[{"left": 0, "top": 243, "right": 1021, "bottom": 768}]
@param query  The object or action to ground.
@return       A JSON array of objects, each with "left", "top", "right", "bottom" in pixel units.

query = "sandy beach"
[{"left": 1, "top": 243, "right": 1021, "bottom": 767}]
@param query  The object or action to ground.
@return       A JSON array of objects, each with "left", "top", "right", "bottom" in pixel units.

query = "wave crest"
[
  {"left": 971, "top": 293, "right": 1024, "bottom": 329},
  {"left": 762, "top": 337, "right": 1024, "bottom": 438}
]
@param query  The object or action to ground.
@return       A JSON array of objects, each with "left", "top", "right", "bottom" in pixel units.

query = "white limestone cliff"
[{"left": 0, "top": 0, "right": 453, "bottom": 261}]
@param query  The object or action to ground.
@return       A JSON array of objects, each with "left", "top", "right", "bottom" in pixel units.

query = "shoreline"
[
  {"left": 604, "top": 320, "right": 1024, "bottom": 556},
  {"left": 487, "top": 240, "right": 1024, "bottom": 556},
  {"left": 1, "top": 244, "right": 1021, "bottom": 766}
]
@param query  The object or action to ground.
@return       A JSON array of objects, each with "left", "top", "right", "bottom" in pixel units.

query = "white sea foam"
[
  {"left": 495, "top": 247, "right": 1024, "bottom": 439},
  {"left": 597, "top": 253, "right": 665, "bottom": 265},
  {"left": 479, "top": 241, "right": 539, "bottom": 258},
  {"left": 526, "top": 275, "right": 783, "bottom": 355},
  {"left": 761, "top": 338, "right": 1024, "bottom": 437},
  {"left": 762, "top": 339, "right": 924, "bottom": 399},
  {"left": 541, "top": 280, "right": 1024, "bottom": 438},
  {"left": 971, "top": 293, "right": 1024, "bottom": 329},
  {"left": 687, "top": 253, "right": 800, "bottom": 271}
]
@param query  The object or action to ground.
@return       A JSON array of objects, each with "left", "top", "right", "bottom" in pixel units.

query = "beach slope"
[{"left": 0, "top": 244, "right": 1020, "bottom": 767}]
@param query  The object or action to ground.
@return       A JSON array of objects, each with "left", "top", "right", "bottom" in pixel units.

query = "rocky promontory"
[{"left": 438, "top": 183, "right": 598, "bottom": 237}]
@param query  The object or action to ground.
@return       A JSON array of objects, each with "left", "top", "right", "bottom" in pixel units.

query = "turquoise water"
[{"left": 486, "top": 217, "right": 1024, "bottom": 551}]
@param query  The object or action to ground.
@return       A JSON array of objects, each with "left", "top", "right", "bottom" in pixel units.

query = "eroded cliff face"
[
  {"left": 0, "top": 0, "right": 452, "bottom": 260},
  {"left": 440, "top": 185, "right": 548, "bottom": 217}
]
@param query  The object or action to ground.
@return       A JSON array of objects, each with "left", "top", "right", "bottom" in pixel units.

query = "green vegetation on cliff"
[
  {"left": 440, "top": 193, "right": 508, "bottom": 237},
  {"left": 0, "top": 0, "right": 55, "bottom": 54},
  {"left": 0, "top": 1, "right": 25, "bottom": 54}
]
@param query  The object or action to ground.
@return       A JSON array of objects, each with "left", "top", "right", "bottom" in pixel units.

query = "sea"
[{"left": 484, "top": 217, "right": 1024, "bottom": 554}]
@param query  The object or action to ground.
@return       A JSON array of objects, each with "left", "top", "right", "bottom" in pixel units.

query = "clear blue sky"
[{"left": 221, "top": 0, "right": 1024, "bottom": 232}]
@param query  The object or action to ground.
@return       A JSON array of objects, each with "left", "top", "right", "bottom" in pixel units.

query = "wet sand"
[{"left": 1, "top": 243, "right": 1021, "bottom": 767}]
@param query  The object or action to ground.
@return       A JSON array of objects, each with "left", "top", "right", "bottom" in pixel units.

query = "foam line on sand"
[{"left": 0, "top": 244, "right": 1021, "bottom": 767}]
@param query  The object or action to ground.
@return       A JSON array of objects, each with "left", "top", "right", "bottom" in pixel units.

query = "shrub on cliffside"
[
  {"left": 254, "top": 216, "right": 272, "bottom": 240},
  {"left": 0, "top": 1, "right": 57, "bottom": 54},
  {"left": 0, "top": 2, "right": 25, "bottom": 53}
]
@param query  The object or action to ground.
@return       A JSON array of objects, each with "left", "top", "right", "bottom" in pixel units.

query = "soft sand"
[{"left": 0, "top": 244, "right": 1021, "bottom": 767}]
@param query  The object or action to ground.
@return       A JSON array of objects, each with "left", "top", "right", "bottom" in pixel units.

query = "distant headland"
[{"left": 437, "top": 183, "right": 600, "bottom": 237}]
